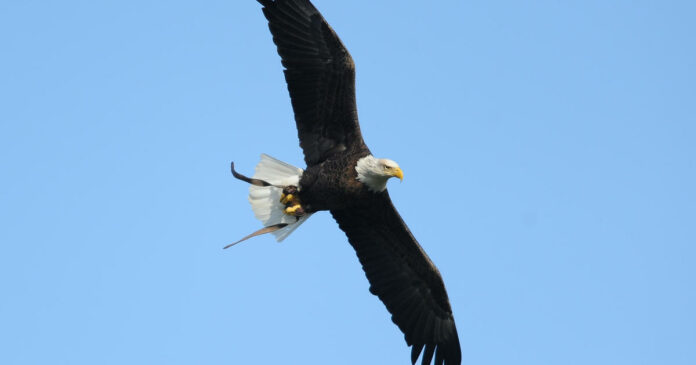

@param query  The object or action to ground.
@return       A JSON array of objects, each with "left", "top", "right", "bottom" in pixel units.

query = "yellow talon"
[
  {"left": 284, "top": 204, "right": 301, "bottom": 215},
  {"left": 280, "top": 193, "right": 294, "bottom": 205},
  {"left": 280, "top": 186, "right": 304, "bottom": 217}
]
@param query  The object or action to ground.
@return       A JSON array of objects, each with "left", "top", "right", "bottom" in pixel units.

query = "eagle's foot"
[
  {"left": 280, "top": 193, "right": 295, "bottom": 205},
  {"left": 279, "top": 185, "right": 299, "bottom": 205},
  {"left": 284, "top": 203, "right": 305, "bottom": 217},
  {"left": 280, "top": 186, "right": 305, "bottom": 217}
]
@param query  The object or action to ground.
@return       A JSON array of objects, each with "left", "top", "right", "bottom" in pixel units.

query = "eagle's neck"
[{"left": 355, "top": 155, "right": 388, "bottom": 192}]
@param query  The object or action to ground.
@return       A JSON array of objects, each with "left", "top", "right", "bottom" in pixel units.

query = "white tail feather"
[{"left": 248, "top": 154, "right": 312, "bottom": 241}]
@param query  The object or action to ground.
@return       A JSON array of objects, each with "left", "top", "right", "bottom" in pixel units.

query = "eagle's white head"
[{"left": 355, "top": 155, "right": 404, "bottom": 192}]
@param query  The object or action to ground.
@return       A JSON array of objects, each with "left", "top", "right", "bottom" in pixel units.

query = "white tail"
[{"left": 248, "top": 154, "right": 312, "bottom": 241}]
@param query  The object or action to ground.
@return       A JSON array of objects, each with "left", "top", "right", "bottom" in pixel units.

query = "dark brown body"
[{"left": 298, "top": 146, "right": 371, "bottom": 213}]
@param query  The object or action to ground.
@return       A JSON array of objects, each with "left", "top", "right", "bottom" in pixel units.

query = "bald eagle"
[{"left": 229, "top": 1, "right": 461, "bottom": 364}]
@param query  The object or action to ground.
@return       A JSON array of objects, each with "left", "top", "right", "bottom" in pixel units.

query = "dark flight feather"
[
  {"left": 257, "top": 0, "right": 365, "bottom": 166},
  {"left": 331, "top": 193, "right": 461, "bottom": 365}
]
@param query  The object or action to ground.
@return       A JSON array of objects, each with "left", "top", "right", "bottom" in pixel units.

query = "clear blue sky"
[{"left": 1, "top": 1, "right": 695, "bottom": 364}]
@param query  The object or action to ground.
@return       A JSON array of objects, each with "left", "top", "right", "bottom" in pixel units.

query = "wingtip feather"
[
  {"left": 411, "top": 343, "right": 424, "bottom": 364},
  {"left": 421, "top": 344, "right": 436, "bottom": 365}
]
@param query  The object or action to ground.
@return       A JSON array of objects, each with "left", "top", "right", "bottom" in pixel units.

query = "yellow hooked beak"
[{"left": 392, "top": 167, "right": 404, "bottom": 181}]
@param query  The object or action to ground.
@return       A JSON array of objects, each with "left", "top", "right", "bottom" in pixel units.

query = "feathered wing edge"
[
  {"left": 331, "top": 194, "right": 462, "bottom": 365},
  {"left": 256, "top": 0, "right": 365, "bottom": 166},
  {"left": 248, "top": 154, "right": 312, "bottom": 241}
]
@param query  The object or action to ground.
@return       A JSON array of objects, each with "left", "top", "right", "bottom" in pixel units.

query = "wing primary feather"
[
  {"left": 411, "top": 343, "right": 425, "bottom": 364},
  {"left": 421, "top": 344, "right": 436, "bottom": 365},
  {"left": 434, "top": 346, "right": 444, "bottom": 365},
  {"left": 421, "top": 313, "right": 436, "bottom": 343},
  {"left": 433, "top": 317, "right": 443, "bottom": 343},
  {"left": 409, "top": 306, "right": 428, "bottom": 339}
]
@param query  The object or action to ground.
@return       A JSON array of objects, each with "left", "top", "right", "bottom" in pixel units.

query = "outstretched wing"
[
  {"left": 331, "top": 193, "right": 462, "bottom": 365},
  {"left": 257, "top": 0, "right": 365, "bottom": 166}
]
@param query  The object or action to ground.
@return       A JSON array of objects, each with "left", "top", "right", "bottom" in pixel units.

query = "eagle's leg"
[{"left": 280, "top": 186, "right": 305, "bottom": 217}]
